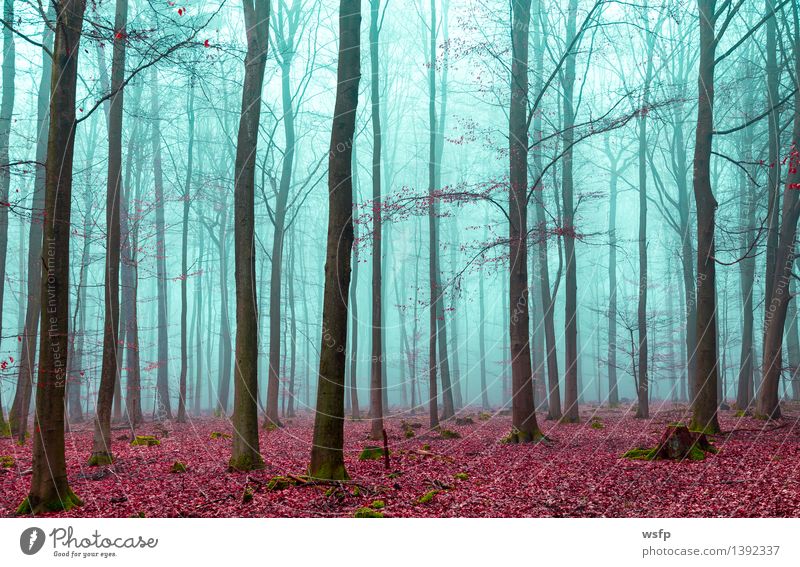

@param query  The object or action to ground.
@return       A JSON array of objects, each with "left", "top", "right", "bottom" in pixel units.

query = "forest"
[{"left": 0, "top": 0, "right": 799, "bottom": 518}]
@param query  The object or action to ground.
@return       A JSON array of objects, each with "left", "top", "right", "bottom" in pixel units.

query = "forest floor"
[{"left": 2, "top": 404, "right": 800, "bottom": 517}]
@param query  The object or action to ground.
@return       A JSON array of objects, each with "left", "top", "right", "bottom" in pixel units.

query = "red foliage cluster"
[{"left": 2, "top": 406, "right": 800, "bottom": 517}]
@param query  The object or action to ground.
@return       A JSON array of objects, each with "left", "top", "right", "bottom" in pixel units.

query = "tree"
[
  {"left": 736, "top": 65, "right": 757, "bottom": 411},
  {"left": 264, "top": 0, "right": 317, "bottom": 427},
  {"left": 9, "top": 12, "right": 53, "bottom": 440},
  {"left": 308, "top": 0, "right": 360, "bottom": 480},
  {"left": 758, "top": 0, "right": 800, "bottom": 420},
  {"left": 18, "top": 0, "right": 87, "bottom": 515},
  {"left": 230, "top": 0, "right": 270, "bottom": 472},
  {"left": 348, "top": 143, "right": 361, "bottom": 419},
  {"left": 369, "top": 0, "right": 385, "bottom": 441},
  {"left": 603, "top": 134, "right": 629, "bottom": 407},
  {"left": 177, "top": 78, "right": 196, "bottom": 424},
  {"left": 634, "top": 1, "right": 657, "bottom": 419},
  {"left": 561, "top": 0, "right": 580, "bottom": 423},
  {"left": 689, "top": 0, "right": 720, "bottom": 433},
  {"left": 91, "top": 0, "right": 130, "bottom": 466},
  {"left": 120, "top": 81, "right": 144, "bottom": 427},
  {"left": 507, "top": 0, "right": 543, "bottom": 442},
  {"left": 427, "top": 0, "right": 455, "bottom": 426},
  {"left": 151, "top": 67, "right": 173, "bottom": 420},
  {"left": 531, "top": 0, "right": 561, "bottom": 420},
  {"left": 0, "top": 0, "right": 14, "bottom": 407},
  {"left": 690, "top": 0, "right": 776, "bottom": 432}
]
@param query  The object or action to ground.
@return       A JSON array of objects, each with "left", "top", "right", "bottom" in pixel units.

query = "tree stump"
[{"left": 624, "top": 424, "right": 717, "bottom": 461}]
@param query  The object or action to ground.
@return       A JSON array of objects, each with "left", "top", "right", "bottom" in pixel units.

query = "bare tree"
[
  {"left": 309, "top": 0, "right": 361, "bottom": 480},
  {"left": 91, "top": 0, "right": 130, "bottom": 466},
  {"left": 230, "top": 0, "right": 270, "bottom": 471},
  {"left": 18, "top": 0, "right": 87, "bottom": 515}
]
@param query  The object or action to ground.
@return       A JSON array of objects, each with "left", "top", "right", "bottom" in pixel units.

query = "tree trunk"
[
  {"left": 0, "top": 0, "right": 15, "bottom": 417},
  {"left": 786, "top": 277, "right": 800, "bottom": 401},
  {"left": 758, "top": 13, "right": 800, "bottom": 419},
  {"left": 9, "top": 14, "right": 53, "bottom": 439},
  {"left": 230, "top": 0, "right": 269, "bottom": 471},
  {"left": 737, "top": 109, "right": 756, "bottom": 411},
  {"left": 120, "top": 83, "right": 143, "bottom": 427},
  {"left": 427, "top": 0, "right": 440, "bottom": 430},
  {"left": 531, "top": 2, "right": 561, "bottom": 420},
  {"left": 763, "top": 0, "right": 781, "bottom": 318},
  {"left": 151, "top": 67, "right": 172, "bottom": 420},
  {"left": 19, "top": 0, "right": 87, "bottom": 515},
  {"left": 369, "top": 0, "right": 385, "bottom": 440},
  {"left": 193, "top": 209, "right": 204, "bottom": 415},
  {"left": 690, "top": 0, "right": 720, "bottom": 434},
  {"left": 426, "top": 0, "right": 455, "bottom": 422},
  {"left": 348, "top": 150, "right": 361, "bottom": 419},
  {"left": 287, "top": 235, "right": 298, "bottom": 417},
  {"left": 561, "top": 0, "right": 579, "bottom": 423},
  {"left": 635, "top": 24, "right": 654, "bottom": 418},
  {"left": 91, "top": 0, "right": 129, "bottom": 466},
  {"left": 671, "top": 101, "right": 699, "bottom": 398},
  {"left": 449, "top": 220, "right": 463, "bottom": 410},
  {"left": 217, "top": 208, "right": 233, "bottom": 414},
  {"left": 67, "top": 188, "right": 92, "bottom": 425},
  {"left": 607, "top": 149, "right": 619, "bottom": 406},
  {"left": 177, "top": 81, "right": 196, "bottom": 424},
  {"left": 308, "top": 0, "right": 360, "bottom": 480},
  {"left": 507, "top": 0, "right": 543, "bottom": 442},
  {"left": 265, "top": 58, "right": 293, "bottom": 428},
  {"left": 478, "top": 232, "right": 489, "bottom": 409}
]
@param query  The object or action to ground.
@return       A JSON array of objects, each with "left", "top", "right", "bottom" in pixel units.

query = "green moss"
[
  {"left": 416, "top": 490, "right": 438, "bottom": 505},
  {"left": 266, "top": 476, "right": 295, "bottom": 491},
  {"left": 439, "top": 429, "right": 461, "bottom": 439},
  {"left": 502, "top": 427, "right": 546, "bottom": 444},
  {"left": 454, "top": 472, "right": 469, "bottom": 481},
  {"left": 478, "top": 412, "right": 492, "bottom": 421},
  {"left": 369, "top": 500, "right": 385, "bottom": 509},
  {"left": 171, "top": 461, "right": 187, "bottom": 473},
  {"left": 0, "top": 422, "right": 10, "bottom": 438},
  {"left": 688, "top": 421, "right": 720, "bottom": 435},
  {"left": 422, "top": 443, "right": 431, "bottom": 451},
  {"left": 16, "top": 488, "right": 83, "bottom": 515},
  {"left": 623, "top": 441, "right": 716, "bottom": 462},
  {"left": 87, "top": 452, "right": 114, "bottom": 466},
  {"left": 354, "top": 507, "right": 384, "bottom": 518},
  {"left": 404, "top": 428, "right": 415, "bottom": 439},
  {"left": 264, "top": 423, "right": 279, "bottom": 432},
  {"left": 15, "top": 498, "right": 31, "bottom": 515},
  {"left": 228, "top": 453, "right": 265, "bottom": 472},
  {"left": 210, "top": 431, "right": 232, "bottom": 439},
  {"left": 590, "top": 418, "right": 604, "bottom": 430},
  {"left": 622, "top": 447, "right": 658, "bottom": 460},
  {"left": 352, "top": 486, "right": 361, "bottom": 496},
  {"left": 130, "top": 511, "right": 146, "bottom": 518},
  {"left": 242, "top": 487, "right": 254, "bottom": 504},
  {"left": 388, "top": 471, "right": 402, "bottom": 479},
  {"left": 358, "top": 446, "right": 386, "bottom": 461},
  {"left": 308, "top": 462, "right": 349, "bottom": 480},
  {"left": 454, "top": 417, "right": 474, "bottom": 426},
  {"left": 0, "top": 455, "right": 15, "bottom": 468},
  {"left": 130, "top": 435, "right": 160, "bottom": 447},
  {"left": 688, "top": 446, "right": 707, "bottom": 461}
]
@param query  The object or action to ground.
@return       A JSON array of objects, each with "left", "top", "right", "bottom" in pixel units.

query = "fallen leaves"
[{"left": 2, "top": 405, "right": 800, "bottom": 517}]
